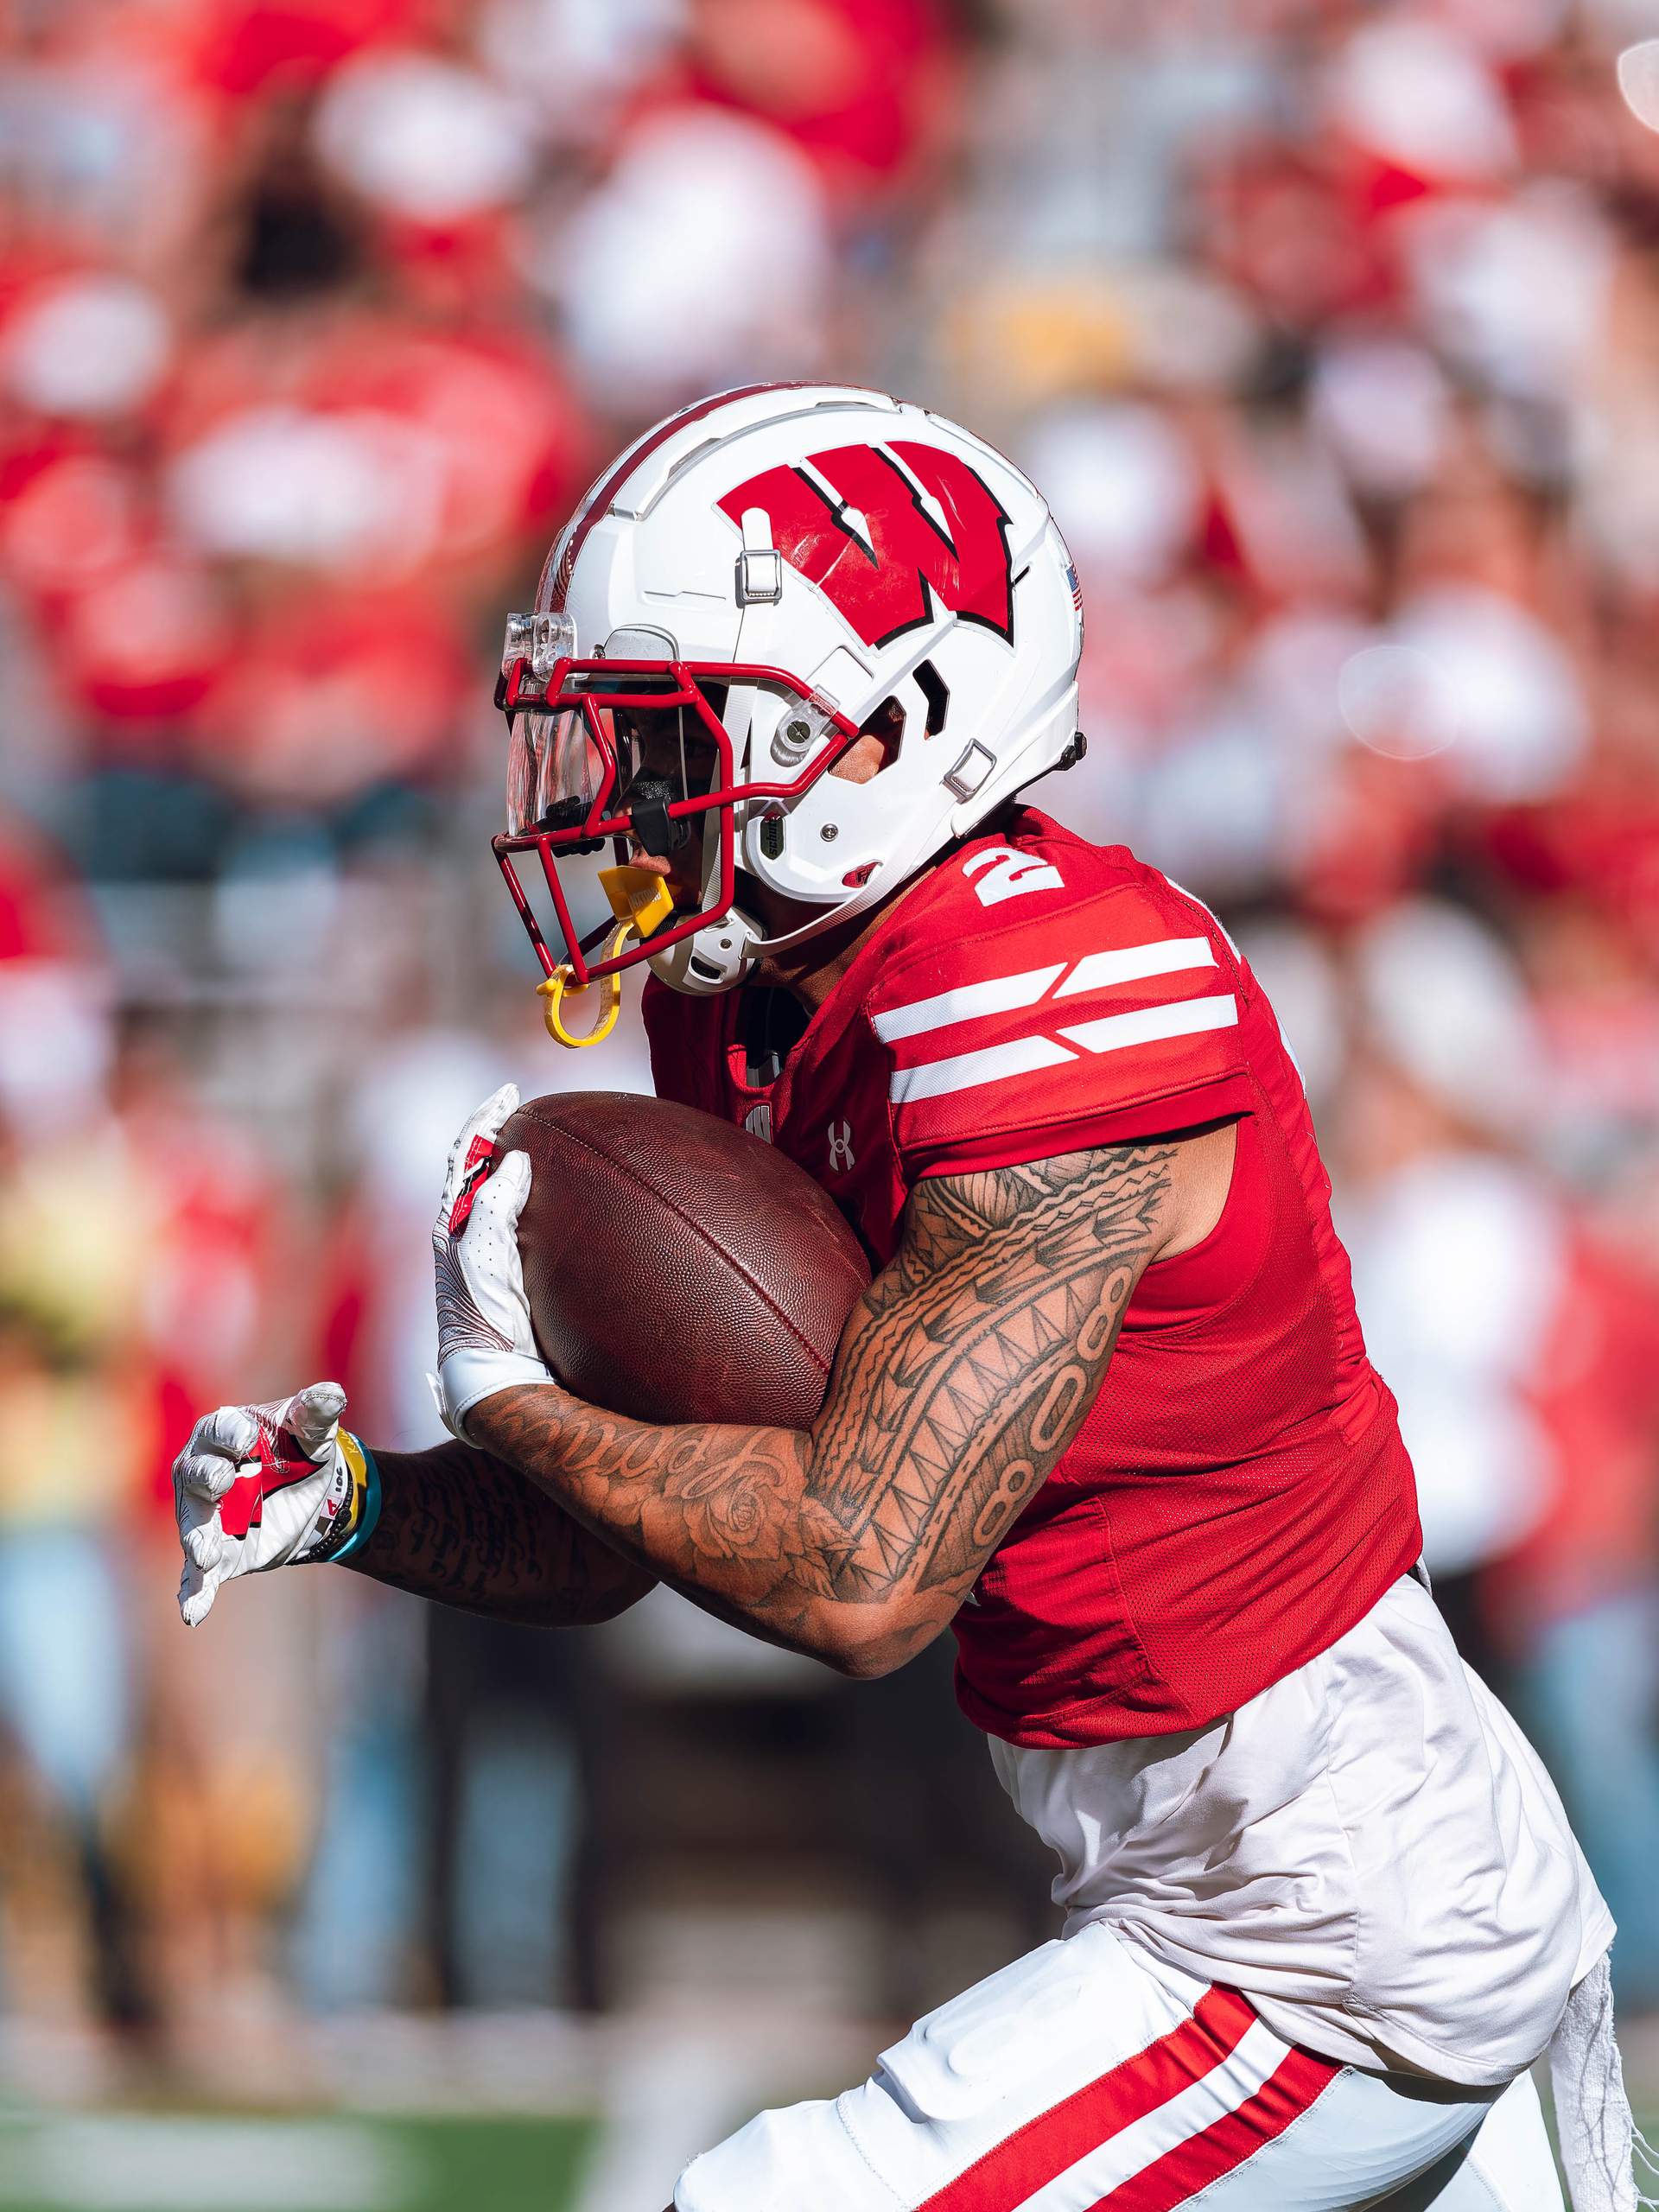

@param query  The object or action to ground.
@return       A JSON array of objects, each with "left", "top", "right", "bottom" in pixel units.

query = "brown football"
[{"left": 498, "top": 1091, "right": 872, "bottom": 1428}]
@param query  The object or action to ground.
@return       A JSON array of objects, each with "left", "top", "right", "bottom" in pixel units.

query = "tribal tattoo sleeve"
[
  {"left": 348, "top": 1438, "right": 655, "bottom": 1626},
  {"left": 468, "top": 1141, "right": 1178, "bottom": 1675}
]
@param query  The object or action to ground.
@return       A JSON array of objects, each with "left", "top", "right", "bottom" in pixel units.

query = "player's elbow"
[
  {"left": 806, "top": 1602, "right": 941, "bottom": 1681},
  {"left": 815, "top": 1633, "right": 897, "bottom": 1680}
]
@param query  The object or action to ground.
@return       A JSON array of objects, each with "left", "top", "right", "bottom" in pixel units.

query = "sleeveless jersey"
[{"left": 643, "top": 809, "right": 1423, "bottom": 1747}]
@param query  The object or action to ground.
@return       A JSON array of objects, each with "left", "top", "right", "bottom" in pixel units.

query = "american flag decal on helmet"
[{"left": 1066, "top": 560, "right": 1083, "bottom": 612}]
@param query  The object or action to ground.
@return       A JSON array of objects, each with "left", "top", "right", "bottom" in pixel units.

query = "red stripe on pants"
[
  {"left": 1090, "top": 2045, "right": 1340, "bottom": 2210},
  {"left": 918, "top": 1987, "right": 1259, "bottom": 2212}
]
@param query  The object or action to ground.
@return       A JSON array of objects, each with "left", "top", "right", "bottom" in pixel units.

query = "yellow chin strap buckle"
[
  {"left": 538, "top": 922, "right": 634, "bottom": 1049},
  {"left": 598, "top": 864, "right": 676, "bottom": 938}
]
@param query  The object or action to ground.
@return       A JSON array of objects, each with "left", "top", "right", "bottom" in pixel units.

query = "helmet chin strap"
[
  {"left": 649, "top": 817, "right": 845, "bottom": 996},
  {"left": 646, "top": 904, "right": 765, "bottom": 995},
  {"left": 643, "top": 532, "right": 861, "bottom": 999},
  {"left": 647, "top": 881, "right": 876, "bottom": 999}
]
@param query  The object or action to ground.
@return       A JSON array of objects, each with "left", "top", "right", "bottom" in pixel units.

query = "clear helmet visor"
[
  {"left": 506, "top": 707, "right": 604, "bottom": 836},
  {"left": 505, "top": 690, "right": 728, "bottom": 847}
]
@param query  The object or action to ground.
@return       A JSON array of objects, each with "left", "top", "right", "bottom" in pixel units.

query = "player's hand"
[
  {"left": 432, "top": 1083, "right": 556, "bottom": 1444},
  {"left": 174, "top": 1382, "right": 373, "bottom": 1625}
]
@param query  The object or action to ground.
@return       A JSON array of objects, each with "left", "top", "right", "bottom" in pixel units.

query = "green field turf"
[
  {"left": 0, "top": 2100, "right": 1648, "bottom": 2208},
  {"left": 0, "top": 2110, "right": 597, "bottom": 2212}
]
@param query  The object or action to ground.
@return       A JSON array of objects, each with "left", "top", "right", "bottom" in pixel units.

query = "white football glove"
[
  {"left": 432, "top": 1082, "right": 554, "bottom": 1443},
  {"left": 174, "top": 1382, "right": 378, "bottom": 1626}
]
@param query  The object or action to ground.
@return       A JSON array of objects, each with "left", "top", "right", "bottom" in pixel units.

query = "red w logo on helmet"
[{"left": 718, "top": 442, "right": 1014, "bottom": 651}]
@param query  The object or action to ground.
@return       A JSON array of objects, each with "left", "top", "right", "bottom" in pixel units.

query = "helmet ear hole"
[
  {"left": 913, "top": 658, "right": 950, "bottom": 736},
  {"left": 864, "top": 696, "right": 906, "bottom": 771},
  {"left": 837, "top": 700, "right": 906, "bottom": 785}
]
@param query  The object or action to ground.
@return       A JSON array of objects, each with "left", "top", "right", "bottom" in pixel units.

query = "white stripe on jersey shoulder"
[
  {"left": 1065, "top": 995, "right": 1238, "bottom": 1052},
  {"left": 1052, "top": 936, "right": 1216, "bottom": 999},
  {"left": 1058, "top": 993, "right": 1238, "bottom": 1055},
  {"left": 873, "top": 963, "right": 1066, "bottom": 1044},
  {"left": 874, "top": 938, "right": 1217, "bottom": 1045},
  {"left": 886, "top": 993, "right": 1240, "bottom": 1104},
  {"left": 888, "top": 1033, "right": 1076, "bottom": 1104}
]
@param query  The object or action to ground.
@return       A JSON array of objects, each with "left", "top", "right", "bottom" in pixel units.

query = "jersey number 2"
[{"left": 963, "top": 847, "right": 1065, "bottom": 908}]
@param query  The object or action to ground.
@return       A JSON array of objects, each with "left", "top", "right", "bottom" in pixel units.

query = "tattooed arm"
[
  {"left": 467, "top": 1133, "right": 1218, "bottom": 1676},
  {"left": 344, "top": 1439, "right": 655, "bottom": 1626}
]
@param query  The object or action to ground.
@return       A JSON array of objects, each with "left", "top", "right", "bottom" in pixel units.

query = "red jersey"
[{"left": 644, "top": 809, "right": 1422, "bottom": 1747}]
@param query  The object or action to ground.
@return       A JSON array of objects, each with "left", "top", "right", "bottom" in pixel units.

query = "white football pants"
[{"left": 674, "top": 1921, "right": 1561, "bottom": 2212}]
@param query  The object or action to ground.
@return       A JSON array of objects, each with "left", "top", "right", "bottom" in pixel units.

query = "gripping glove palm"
[{"left": 432, "top": 1082, "right": 553, "bottom": 1444}]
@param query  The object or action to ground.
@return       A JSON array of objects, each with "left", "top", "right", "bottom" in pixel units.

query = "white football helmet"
[{"left": 493, "top": 383, "right": 1084, "bottom": 1022}]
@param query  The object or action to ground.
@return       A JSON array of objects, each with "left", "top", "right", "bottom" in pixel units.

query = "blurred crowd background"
[{"left": 4, "top": 0, "right": 1659, "bottom": 2193}]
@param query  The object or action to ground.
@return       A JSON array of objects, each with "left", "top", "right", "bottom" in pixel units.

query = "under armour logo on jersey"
[
  {"left": 963, "top": 846, "right": 1065, "bottom": 908},
  {"left": 827, "top": 1120, "right": 856, "bottom": 1173},
  {"left": 718, "top": 442, "right": 1014, "bottom": 651}
]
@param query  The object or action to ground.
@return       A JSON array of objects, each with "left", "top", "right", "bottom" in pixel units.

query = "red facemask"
[{"left": 493, "top": 622, "right": 856, "bottom": 988}]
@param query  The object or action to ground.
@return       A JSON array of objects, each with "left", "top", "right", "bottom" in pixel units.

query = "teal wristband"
[{"left": 328, "top": 1436, "right": 382, "bottom": 1564}]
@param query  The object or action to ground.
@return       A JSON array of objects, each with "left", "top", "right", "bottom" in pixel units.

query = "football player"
[{"left": 175, "top": 388, "right": 1640, "bottom": 2212}]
